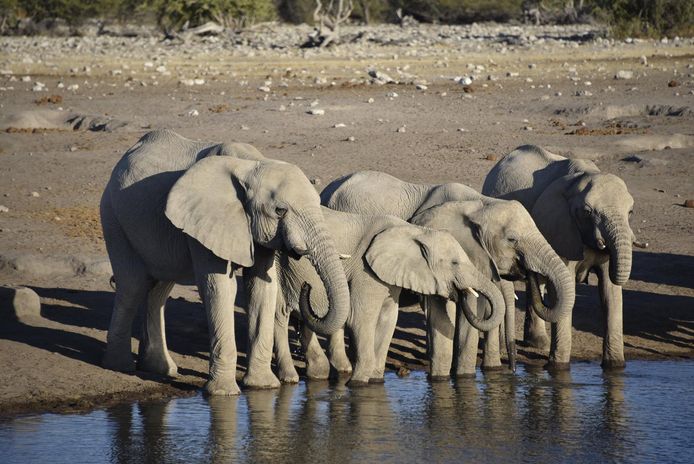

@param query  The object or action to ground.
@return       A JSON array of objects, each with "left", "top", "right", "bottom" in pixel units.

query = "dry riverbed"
[{"left": 0, "top": 23, "right": 692, "bottom": 416}]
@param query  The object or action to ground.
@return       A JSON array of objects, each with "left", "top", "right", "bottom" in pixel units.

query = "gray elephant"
[
  {"left": 483, "top": 145, "right": 635, "bottom": 369},
  {"left": 101, "top": 129, "right": 350, "bottom": 395},
  {"left": 273, "top": 207, "right": 504, "bottom": 385},
  {"left": 322, "top": 171, "right": 575, "bottom": 375},
  {"left": 410, "top": 199, "right": 574, "bottom": 376}
]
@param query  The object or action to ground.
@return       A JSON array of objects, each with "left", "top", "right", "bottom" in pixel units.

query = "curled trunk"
[
  {"left": 523, "top": 237, "right": 576, "bottom": 323},
  {"left": 604, "top": 216, "right": 632, "bottom": 286},
  {"left": 296, "top": 214, "right": 350, "bottom": 335},
  {"left": 458, "top": 275, "right": 504, "bottom": 333}
]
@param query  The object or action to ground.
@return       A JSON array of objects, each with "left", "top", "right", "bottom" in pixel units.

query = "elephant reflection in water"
[{"left": 106, "top": 401, "right": 175, "bottom": 464}]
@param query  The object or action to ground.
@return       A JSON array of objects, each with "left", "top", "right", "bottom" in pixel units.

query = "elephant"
[
  {"left": 409, "top": 199, "right": 574, "bottom": 376},
  {"left": 273, "top": 207, "right": 505, "bottom": 385},
  {"left": 482, "top": 144, "right": 635, "bottom": 369},
  {"left": 322, "top": 171, "right": 575, "bottom": 375},
  {"left": 100, "top": 129, "right": 350, "bottom": 396}
]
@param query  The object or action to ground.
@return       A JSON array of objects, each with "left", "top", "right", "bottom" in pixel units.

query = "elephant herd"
[{"left": 100, "top": 129, "right": 636, "bottom": 395}]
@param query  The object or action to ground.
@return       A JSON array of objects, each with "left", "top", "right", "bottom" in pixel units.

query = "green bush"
[
  {"left": 391, "top": 0, "right": 524, "bottom": 23},
  {"left": 592, "top": 0, "right": 694, "bottom": 38}
]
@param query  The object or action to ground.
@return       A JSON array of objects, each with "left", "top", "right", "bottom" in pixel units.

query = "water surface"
[{"left": 1, "top": 361, "right": 693, "bottom": 463}]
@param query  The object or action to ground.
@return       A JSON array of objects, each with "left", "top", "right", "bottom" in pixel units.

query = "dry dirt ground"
[{"left": 0, "top": 28, "right": 692, "bottom": 417}]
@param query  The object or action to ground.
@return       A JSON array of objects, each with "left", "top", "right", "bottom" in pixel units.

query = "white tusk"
[
  {"left": 514, "top": 292, "right": 519, "bottom": 300},
  {"left": 339, "top": 253, "right": 351, "bottom": 260},
  {"left": 466, "top": 287, "right": 479, "bottom": 298},
  {"left": 633, "top": 240, "right": 649, "bottom": 249},
  {"left": 596, "top": 239, "right": 607, "bottom": 250}
]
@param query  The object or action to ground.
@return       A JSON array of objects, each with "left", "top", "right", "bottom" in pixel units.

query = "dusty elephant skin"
[{"left": 0, "top": 27, "right": 692, "bottom": 417}]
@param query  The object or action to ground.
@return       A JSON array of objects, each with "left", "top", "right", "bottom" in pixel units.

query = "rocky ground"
[{"left": 0, "top": 22, "right": 692, "bottom": 417}]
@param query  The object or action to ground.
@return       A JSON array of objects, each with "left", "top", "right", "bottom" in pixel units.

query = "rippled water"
[{"left": 1, "top": 361, "right": 693, "bottom": 464}]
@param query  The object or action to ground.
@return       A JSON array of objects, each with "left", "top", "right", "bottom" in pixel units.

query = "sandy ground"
[{"left": 0, "top": 26, "right": 692, "bottom": 417}]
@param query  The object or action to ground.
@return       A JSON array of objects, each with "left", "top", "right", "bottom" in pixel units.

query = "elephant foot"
[
  {"left": 278, "top": 365, "right": 300, "bottom": 384},
  {"left": 454, "top": 372, "right": 476, "bottom": 379},
  {"left": 524, "top": 333, "right": 551, "bottom": 350},
  {"left": 369, "top": 376, "right": 385, "bottom": 384},
  {"left": 331, "top": 356, "right": 353, "bottom": 374},
  {"left": 544, "top": 361, "right": 570, "bottom": 372},
  {"left": 347, "top": 377, "right": 370, "bottom": 387},
  {"left": 204, "top": 377, "right": 241, "bottom": 396},
  {"left": 138, "top": 350, "right": 178, "bottom": 377},
  {"left": 306, "top": 359, "right": 331, "bottom": 380},
  {"left": 242, "top": 369, "right": 281, "bottom": 389},
  {"left": 481, "top": 364, "right": 505, "bottom": 372},
  {"left": 103, "top": 350, "right": 135, "bottom": 373},
  {"left": 428, "top": 373, "right": 451, "bottom": 382},
  {"left": 601, "top": 358, "right": 626, "bottom": 370}
]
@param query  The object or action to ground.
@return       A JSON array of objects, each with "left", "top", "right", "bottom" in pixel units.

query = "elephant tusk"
[
  {"left": 514, "top": 292, "right": 519, "bottom": 300},
  {"left": 466, "top": 287, "right": 480, "bottom": 298},
  {"left": 339, "top": 253, "right": 351, "bottom": 260},
  {"left": 596, "top": 238, "right": 607, "bottom": 250},
  {"left": 633, "top": 240, "right": 649, "bottom": 249}
]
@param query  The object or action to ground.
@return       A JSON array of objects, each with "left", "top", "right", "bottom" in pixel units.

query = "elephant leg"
[
  {"left": 273, "top": 299, "right": 299, "bottom": 384},
  {"left": 327, "top": 329, "right": 353, "bottom": 374},
  {"left": 347, "top": 292, "right": 380, "bottom": 387},
  {"left": 138, "top": 280, "right": 178, "bottom": 376},
  {"left": 425, "top": 296, "right": 455, "bottom": 380},
  {"left": 242, "top": 246, "right": 281, "bottom": 389},
  {"left": 524, "top": 279, "right": 550, "bottom": 350},
  {"left": 301, "top": 325, "right": 330, "bottom": 380},
  {"left": 102, "top": 219, "right": 151, "bottom": 372},
  {"left": 190, "top": 241, "right": 240, "bottom": 396},
  {"left": 371, "top": 293, "right": 400, "bottom": 382},
  {"left": 482, "top": 297, "right": 503, "bottom": 371},
  {"left": 454, "top": 295, "right": 479, "bottom": 377},
  {"left": 547, "top": 279, "right": 572, "bottom": 371},
  {"left": 597, "top": 261, "right": 625, "bottom": 369}
]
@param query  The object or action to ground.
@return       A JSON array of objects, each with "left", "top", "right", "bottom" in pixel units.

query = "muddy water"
[{"left": 1, "top": 361, "right": 693, "bottom": 464}]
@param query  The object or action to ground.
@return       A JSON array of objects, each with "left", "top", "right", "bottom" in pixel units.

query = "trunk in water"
[
  {"left": 604, "top": 216, "right": 632, "bottom": 286},
  {"left": 501, "top": 282, "right": 516, "bottom": 372},
  {"left": 524, "top": 237, "right": 576, "bottom": 323},
  {"left": 297, "top": 214, "right": 351, "bottom": 335},
  {"left": 458, "top": 275, "right": 505, "bottom": 333}
]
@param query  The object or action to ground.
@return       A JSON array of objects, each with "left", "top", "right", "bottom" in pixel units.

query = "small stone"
[
  {"left": 1, "top": 286, "right": 41, "bottom": 321},
  {"left": 458, "top": 76, "right": 473, "bottom": 85},
  {"left": 575, "top": 90, "right": 593, "bottom": 97},
  {"left": 334, "top": 123, "right": 346, "bottom": 128},
  {"left": 187, "top": 109, "right": 199, "bottom": 117},
  {"left": 144, "top": 62, "right": 154, "bottom": 68},
  {"left": 308, "top": 109, "right": 325, "bottom": 116},
  {"left": 506, "top": 71, "right": 519, "bottom": 77},
  {"left": 485, "top": 154, "right": 498, "bottom": 161},
  {"left": 457, "top": 128, "right": 467, "bottom": 132},
  {"left": 397, "top": 366, "right": 411, "bottom": 377},
  {"left": 615, "top": 70, "right": 634, "bottom": 80},
  {"left": 0, "top": 205, "right": 8, "bottom": 213},
  {"left": 240, "top": 125, "right": 249, "bottom": 130},
  {"left": 396, "top": 126, "right": 406, "bottom": 133},
  {"left": 345, "top": 136, "right": 356, "bottom": 142},
  {"left": 310, "top": 177, "right": 321, "bottom": 186},
  {"left": 278, "top": 105, "right": 286, "bottom": 111},
  {"left": 67, "top": 84, "right": 79, "bottom": 91},
  {"left": 386, "top": 91, "right": 399, "bottom": 98},
  {"left": 639, "top": 55, "right": 648, "bottom": 65},
  {"left": 69, "top": 146, "right": 77, "bottom": 152},
  {"left": 30, "top": 191, "right": 39, "bottom": 197},
  {"left": 684, "top": 199, "right": 694, "bottom": 208},
  {"left": 416, "top": 84, "right": 428, "bottom": 90},
  {"left": 667, "top": 80, "right": 679, "bottom": 87},
  {"left": 180, "top": 79, "right": 195, "bottom": 86},
  {"left": 367, "top": 98, "right": 374, "bottom": 103},
  {"left": 258, "top": 86, "right": 271, "bottom": 93},
  {"left": 524, "top": 126, "right": 533, "bottom": 131},
  {"left": 21, "top": 76, "right": 31, "bottom": 82},
  {"left": 32, "top": 82, "right": 45, "bottom": 92}
]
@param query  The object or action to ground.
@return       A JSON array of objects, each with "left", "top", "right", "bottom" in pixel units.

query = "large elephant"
[
  {"left": 273, "top": 207, "right": 504, "bottom": 385},
  {"left": 100, "top": 129, "right": 350, "bottom": 395},
  {"left": 322, "top": 171, "right": 575, "bottom": 375},
  {"left": 410, "top": 199, "right": 574, "bottom": 376},
  {"left": 483, "top": 145, "right": 635, "bottom": 369}
]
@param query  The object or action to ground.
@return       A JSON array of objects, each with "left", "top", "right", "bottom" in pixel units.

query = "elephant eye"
[
  {"left": 275, "top": 206, "right": 288, "bottom": 218},
  {"left": 507, "top": 237, "right": 518, "bottom": 245}
]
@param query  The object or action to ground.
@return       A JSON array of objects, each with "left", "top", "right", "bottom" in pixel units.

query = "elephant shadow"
[
  {"left": 630, "top": 251, "right": 694, "bottom": 289},
  {"left": 0, "top": 285, "right": 255, "bottom": 380}
]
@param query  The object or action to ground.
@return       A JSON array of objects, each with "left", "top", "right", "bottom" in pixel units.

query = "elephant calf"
[{"left": 273, "top": 207, "right": 505, "bottom": 385}]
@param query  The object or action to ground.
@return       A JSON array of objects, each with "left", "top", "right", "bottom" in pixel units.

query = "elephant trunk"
[
  {"left": 522, "top": 237, "right": 575, "bottom": 323},
  {"left": 456, "top": 272, "right": 505, "bottom": 333},
  {"left": 603, "top": 215, "right": 632, "bottom": 286},
  {"left": 296, "top": 212, "right": 350, "bottom": 335},
  {"left": 501, "top": 283, "right": 516, "bottom": 373}
]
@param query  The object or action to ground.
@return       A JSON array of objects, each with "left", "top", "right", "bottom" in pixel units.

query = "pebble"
[
  {"left": 667, "top": 80, "right": 679, "bottom": 87},
  {"left": 615, "top": 70, "right": 634, "bottom": 80},
  {"left": 416, "top": 84, "right": 428, "bottom": 90},
  {"left": 21, "top": 76, "right": 31, "bottom": 82},
  {"left": 308, "top": 108, "right": 325, "bottom": 115},
  {"left": 67, "top": 84, "right": 79, "bottom": 91},
  {"left": 396, "top": 126, "right": 406, "bottom": 133},
  {"left": 187, "top": 109, "right": 199, "bottom": 117},
  {"left": 639, "top": 55, "right": 648, "bottom": 65},
  {"left": 345, "top": 136, "right": 356, "bottom": 142},
  {"left": 278, "top": 105, "right": 286, "bottom": 111},
  {"left": 32, "top": 82, "right": 46, "bottom": 92},
  {"left": 30, "top": 191, "right": 40, "bottom": 197},
  {"left": 334, "top": 123, "right": 346, "bottom": 128},
  {"left": 0, "top": 205, "right": 8, "bottom": 213},
  {"left": 485, "top": 154, "right": 498, "bottom": 161},
  {"left": 684, "top": 199, "right": 694, "bottom": 208},
  {"left": 258, "top": 86, "right": 271, "bottom": 92},
  {"left": 367, "top": 98, "right": 374, "bottom": 103},
  {"left": 575, "top": 90, "right": 592, "bottom": 97}
]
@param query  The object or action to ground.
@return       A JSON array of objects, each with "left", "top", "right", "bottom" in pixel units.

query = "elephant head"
[
  {"left": 364, "top": 225, "right": 505, "bottom": 332},
  {"left": 165, "top": 155, "right": 350, "bottom": 334},
  {"left": 532, "top": 172, "right": 634, "bottom": 286},
  {"left": 411, "top": 200, "right": 576, "bottom": 324}
]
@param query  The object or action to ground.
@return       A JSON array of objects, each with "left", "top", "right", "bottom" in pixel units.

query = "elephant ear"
[
  {"left": 531, "top": 175, "right": 584, "bottom": 261},
  {"left": 459, "top": 204, "right": 502, "bottom": 282},
  {"left": 166, "top": 156, "right": 256, "bottom": 267},
  {"left": 365, "top": 226, "right": 446, "bottom": 297}
]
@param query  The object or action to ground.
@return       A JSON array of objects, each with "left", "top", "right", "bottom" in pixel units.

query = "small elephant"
[
  {"left": 322, "top": 170, "right": 575, "bottom": 375},
  {"left": 101, "top": 129, "right": 350, "bottom": 395},
  {"left": 273, "top": 207, "right": 505, "bottom": 385},
  {"left": 483, "top": 145, "right": 635, "bottom": 369},
  {"left": 410, "top": 199, "right": 574, "bottom": 376}
]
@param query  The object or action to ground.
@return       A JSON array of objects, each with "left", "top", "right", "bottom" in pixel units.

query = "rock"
[
  {"left": 368, "top": 69, "right": 396, "bottom": 85},
  {"left": 32, "top": 82, "right": 46, "bottom": 92},
  {"left": 187, "top": 109, "right": 199, "bottom": 117},
  {"left": 396, "top": 366, "right": 411, "bottom": 377},
  {"left": 333, "top": 123, "right": 346, "bottom": 128},
  {"left": 668, "top": 80, "right": 679, "bottom": 87},
  {"left": 386, "top": 91, "right": 399, "bottom": 98},
  {"left": 639, "top": 55, "right": 648, "bottom": 66},
  {"left": 345, "top": 136, "right": 356, "bottom": 142},
  {"left": 0, "top": 205, "right": 8, "bottom": 212},
  {"left": 367, "top": 98, "right": 374, "bottom": 104},
  {"left": 0, "top": 286, "right": 41, "bottom": 321},
  {"left": 684, "top": 199, "right": 694, "bottom": 208},
  {"left": 180, "top": 79, "right": 195, "bottom": 86},
  {"left": 30, "top": 191, "right": 40, "bottom": 197},
  {"left": 485, "top": 154, "right": 498, "bottom": 161},
  {"left": 615, "top": 70, "right": 634, "bottom": 80},
  {"left": 575, "top": 90, "right": 593, "bottom": 97},
  {"left": 310, "top": 177, "right": 321, "bottom": 186},
  {"left": 186, "top": 21, "right": 224, "bottom": 36},
  {"left": 258, "top": 86, "right": 271, "bottom": 93},
  {"left": 396, "top": 126, "right": 406, "bottom": 133},
  {"left": 308, "top": 109, "right": 325, "bottom": 116},
  {"left": 416, "top": 84, "right": 428, "bottom": 90}
]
